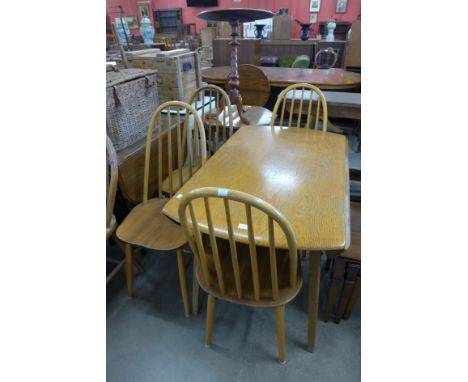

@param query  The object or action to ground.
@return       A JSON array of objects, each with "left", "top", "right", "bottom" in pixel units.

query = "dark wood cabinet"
[{"left": 153, "top": 8, "right": 182, "bottom": 34}]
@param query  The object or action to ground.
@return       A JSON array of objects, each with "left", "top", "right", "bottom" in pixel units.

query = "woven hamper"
[{"left": 106, "top": 67, "right": 159, "bottom": 151}]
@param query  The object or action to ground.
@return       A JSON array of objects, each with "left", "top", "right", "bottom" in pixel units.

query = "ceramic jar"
[
  {"left": 115, "top": 18, "right": 130, "bottom": 45},
  {"left": 140, "top": 16, "right": 155, "bottom": 45}
]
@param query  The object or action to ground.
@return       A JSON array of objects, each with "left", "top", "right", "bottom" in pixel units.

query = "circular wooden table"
[{"left": 202, "top": 66, "right": 361, "bottom": 90}]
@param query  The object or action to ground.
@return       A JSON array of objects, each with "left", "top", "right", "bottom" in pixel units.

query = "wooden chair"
[
  {"left": 314, "top": 47, "right": 338, "bottom": 69},
  {"left": 116, "top": 101, "right": 207, "bottom": 317},
  {"left": 188, "top": 84, "right": 233, "bottom": 158},
  {"left": 178, "top": 187, "right": 303, "bottom": 364},
  {"left": 270, "top": 83, "right": 328, "bottom": 131},
  {"left": 106, "top": 136, "right": 144, "bottom": 283},
  {"left": 323, "top": 202, "right": 361, "bottom": 323},
  {"left": 224, "top": 64, "right": 273, "bottom": 128}
]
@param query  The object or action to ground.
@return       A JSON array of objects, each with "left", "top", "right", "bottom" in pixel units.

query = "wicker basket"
[{"left": 106, "top": 67, "right": 159, "bottom": 151}]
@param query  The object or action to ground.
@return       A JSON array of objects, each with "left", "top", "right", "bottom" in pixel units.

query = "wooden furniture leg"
[
  {"left": 323, "top": 257, "right": 346, "bottom": 322},
  {"left": 192, "top": 262, "right": 200, "bottom": 315},
  {"left": 124, "top": 242, "right": 133, "bottom": 298},
  {"left": 176, "top": 248, "right": 191, "bottom": 317},
  {"left": 205, "top": 294, "right": 216, "bottom": 347},
  {"left": 275, "top": 305, "right": 286, "bottom": 364},
  {"left": 307, "top": 251, "right": 321, "bottom": 352},
  {"left": 344, "top": 274, "right": 361, "bottom": 320},
  {"left": 335, "top": 262, "right": 360, "bottom": 323}
]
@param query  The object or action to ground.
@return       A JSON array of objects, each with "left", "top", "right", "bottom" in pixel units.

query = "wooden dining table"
[
  {"left": 163, "top": 125, "right": 350, "bottom": 351},
  {"left": 202, "top": 66, "right": 361, "bottom": 90}
]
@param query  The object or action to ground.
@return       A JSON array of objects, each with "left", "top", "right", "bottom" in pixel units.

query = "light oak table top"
[
  {"left": 202, "top": 66, "right": 361, "bottom": 90},
  {"left": 163, "top": 125, "right": 350, "bottom": 251}
]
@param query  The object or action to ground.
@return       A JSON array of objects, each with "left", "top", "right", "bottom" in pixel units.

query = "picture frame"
[
  {"left": 138, "top": 4, "right": 149, "bottom": 19},
  {"left": 310, "top": 0, "right": 321, "bottom": 12},
  {"left": 309, "top": 14, "right": 318, "bottom": 24},
  {"left": 124, "top": 16, "right": 139, "bottom": 29},
  {"left": 336, "top": 0, "right": 348, "bottom": 13}
]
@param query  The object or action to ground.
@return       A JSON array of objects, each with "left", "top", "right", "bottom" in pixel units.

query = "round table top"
[{"left": 197, "top": 8, "right": 274, "bottom": 23}]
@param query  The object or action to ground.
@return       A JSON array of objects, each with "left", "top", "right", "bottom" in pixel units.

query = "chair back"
[
  {"left": 270, "top": 83, "right": 328, "bottom": 131},
  {"left": 226, "top": 64, "right": 271, "bottom": 107},
  {"left": 189, "top": 85, "right": 233, "bottom": 158},
  {"left": 106, "top": 136, "right": 118, "bottom": 228},
  {"left": 178, "top": 187, "right": 298, "bottom": 304},
  {"left": 314, "top": 48, "right": 338, "bottom": 69},
  {"left": 143, "top": 101, "right": 207, "bottom": 201}
]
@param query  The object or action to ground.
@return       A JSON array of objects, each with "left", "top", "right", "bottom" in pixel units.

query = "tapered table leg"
[{"left": 307, "top": 251, "right": 321, "bottom": 352}]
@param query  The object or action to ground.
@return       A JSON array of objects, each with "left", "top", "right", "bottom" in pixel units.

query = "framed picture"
[
  {"left": 336, "top": 0, "right": 348, "bottom": 13},
  {"left": 310, "top": 0, "right": 321, "bottom": 12},
  {"left": 310, "top": 14, "right": 318, "bottom": 24},
  {"left": 124, "top": 16, "right": 139, "bottom": 29},
  {"left": 138, "top": 4, "right": 149, "bottom": 18}
]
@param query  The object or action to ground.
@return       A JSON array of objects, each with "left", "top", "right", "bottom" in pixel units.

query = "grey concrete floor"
[{"left": 107, "top": 244, "right": 361, "bottom": 382}]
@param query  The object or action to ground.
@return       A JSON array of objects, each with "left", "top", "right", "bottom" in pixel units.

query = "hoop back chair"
[
  {"left": 189, "top": 85, "right": 233, "bottom": 158},
  {"left": 314, "top": 47, "right": 338, "bottom": 69},
  {"left": 270, "top": 83, "right": 328, "bottom": 131},
  {"left": 117, "top": 101, "right": 207, "bottom": 316},
  {"left": 106, "top": 135, "right": 118, "bottom": 238},
  {"left": 178, "top": 187, "right": 302, "bottom": 364}
]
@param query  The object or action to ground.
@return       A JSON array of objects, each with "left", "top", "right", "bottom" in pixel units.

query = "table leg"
[{"left": 307, "top": 251, "right": 321, "bottom": 352}]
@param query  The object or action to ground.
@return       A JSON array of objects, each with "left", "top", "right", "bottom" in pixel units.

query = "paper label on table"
[
  {"left": 217, "top": 188, "right": 229, "bottom": 197},
  {"left": 238, "top": 223, "right": 248, "bottom": 230}
]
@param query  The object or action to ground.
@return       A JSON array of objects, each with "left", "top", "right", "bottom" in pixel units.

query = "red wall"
[{"left": 106, "top": 0, "right": 361, "bottom": 38}]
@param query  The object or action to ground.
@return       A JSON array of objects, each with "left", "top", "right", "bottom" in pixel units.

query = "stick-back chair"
[
  {"left": 196, "top": 46, "right": 213, "bottom": 69},
  {"left": 314, "top": 47, "right": 338, "bottom": 69},
  {"left": 178, "top": 187, "right": 302, "bottom": 364},
  {"left": 270, "top": 83, "right": 328, "bottom": 131},
  {"left": 116, "top": 101, "right": 207, "bottom": 317},
  {"left": 189, "top": 84, "right": 233, "bottom": 158},
  {"left": 106, "top": 135, "right": 118, "bottom": 239}
]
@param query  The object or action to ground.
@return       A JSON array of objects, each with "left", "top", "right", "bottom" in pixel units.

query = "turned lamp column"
[{"left": 228, "top": 19, "right": 249, "bottom": 124}]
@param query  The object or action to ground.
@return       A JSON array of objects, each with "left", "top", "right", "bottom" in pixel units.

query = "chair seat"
[
  {"left": 218, "top": 105, "right": 272, "bottom": 128},
  {"left": 106, "top": 214, "right": 117, "bottom": 239},
  {"left": 116, "top": 198, "right": 186, "bottom": 251},
  {"left": 161, "top": 167, "right": 199, "bottom": 195},
  {"left": 196, "top": 239, "right": 303, "bottom": 308}
]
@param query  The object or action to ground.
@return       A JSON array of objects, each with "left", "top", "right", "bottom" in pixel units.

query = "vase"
[
  {"left": 279, "top": 8, "right": 288, "bottom": 14},
  {"left": 326, "top": 20, "right": 336, "bottom": 42},
  {"left": 140, "top": 16, "right": 155, "bottom": 45},
  {"left": 300, "top": 23, "right": 311, "bottom": 41},
  {"left": 115, "top": 18, "right": 131, "bottom": 46},
  {"left": 254, "top": 24, "right": 266, "bottom": 39}
]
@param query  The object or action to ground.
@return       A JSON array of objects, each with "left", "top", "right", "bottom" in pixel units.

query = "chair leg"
[
  {"left": 205, "top": 294, "right": 216, "bottom": 347},
  {"left": 275, "top": 305, "right": 286, "bottom": 364},
  {"left": 344, "top": 275, "right": 361, "bottom": 320},
  {"left": 192, "top": 262, "right": 200, "bottom": 315},
  {"left": 323, "top": 257, "right": 346, "bottom": 322},
  {"left": 124, "top": 243, "right": 133, "bottom": 298},
  {"left": 176, "top": 248, "right": 190, "bottom": 317},
  {"left": 335, "top": 263, "right": 360, "bottom": 323}
]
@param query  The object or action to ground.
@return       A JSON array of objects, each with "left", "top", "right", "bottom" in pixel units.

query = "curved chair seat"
[
  {"left": 116, "top": 198, "right": 186, "bottom": 251},
  {"left": 197, "top": 241, "right": 303, "bottom": 308},
  {"left": 106, "top": 214, "right": 117, "bottom": 239},
  {"left": 218, "top": 105, "right": 272, "bottom": 128}
]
